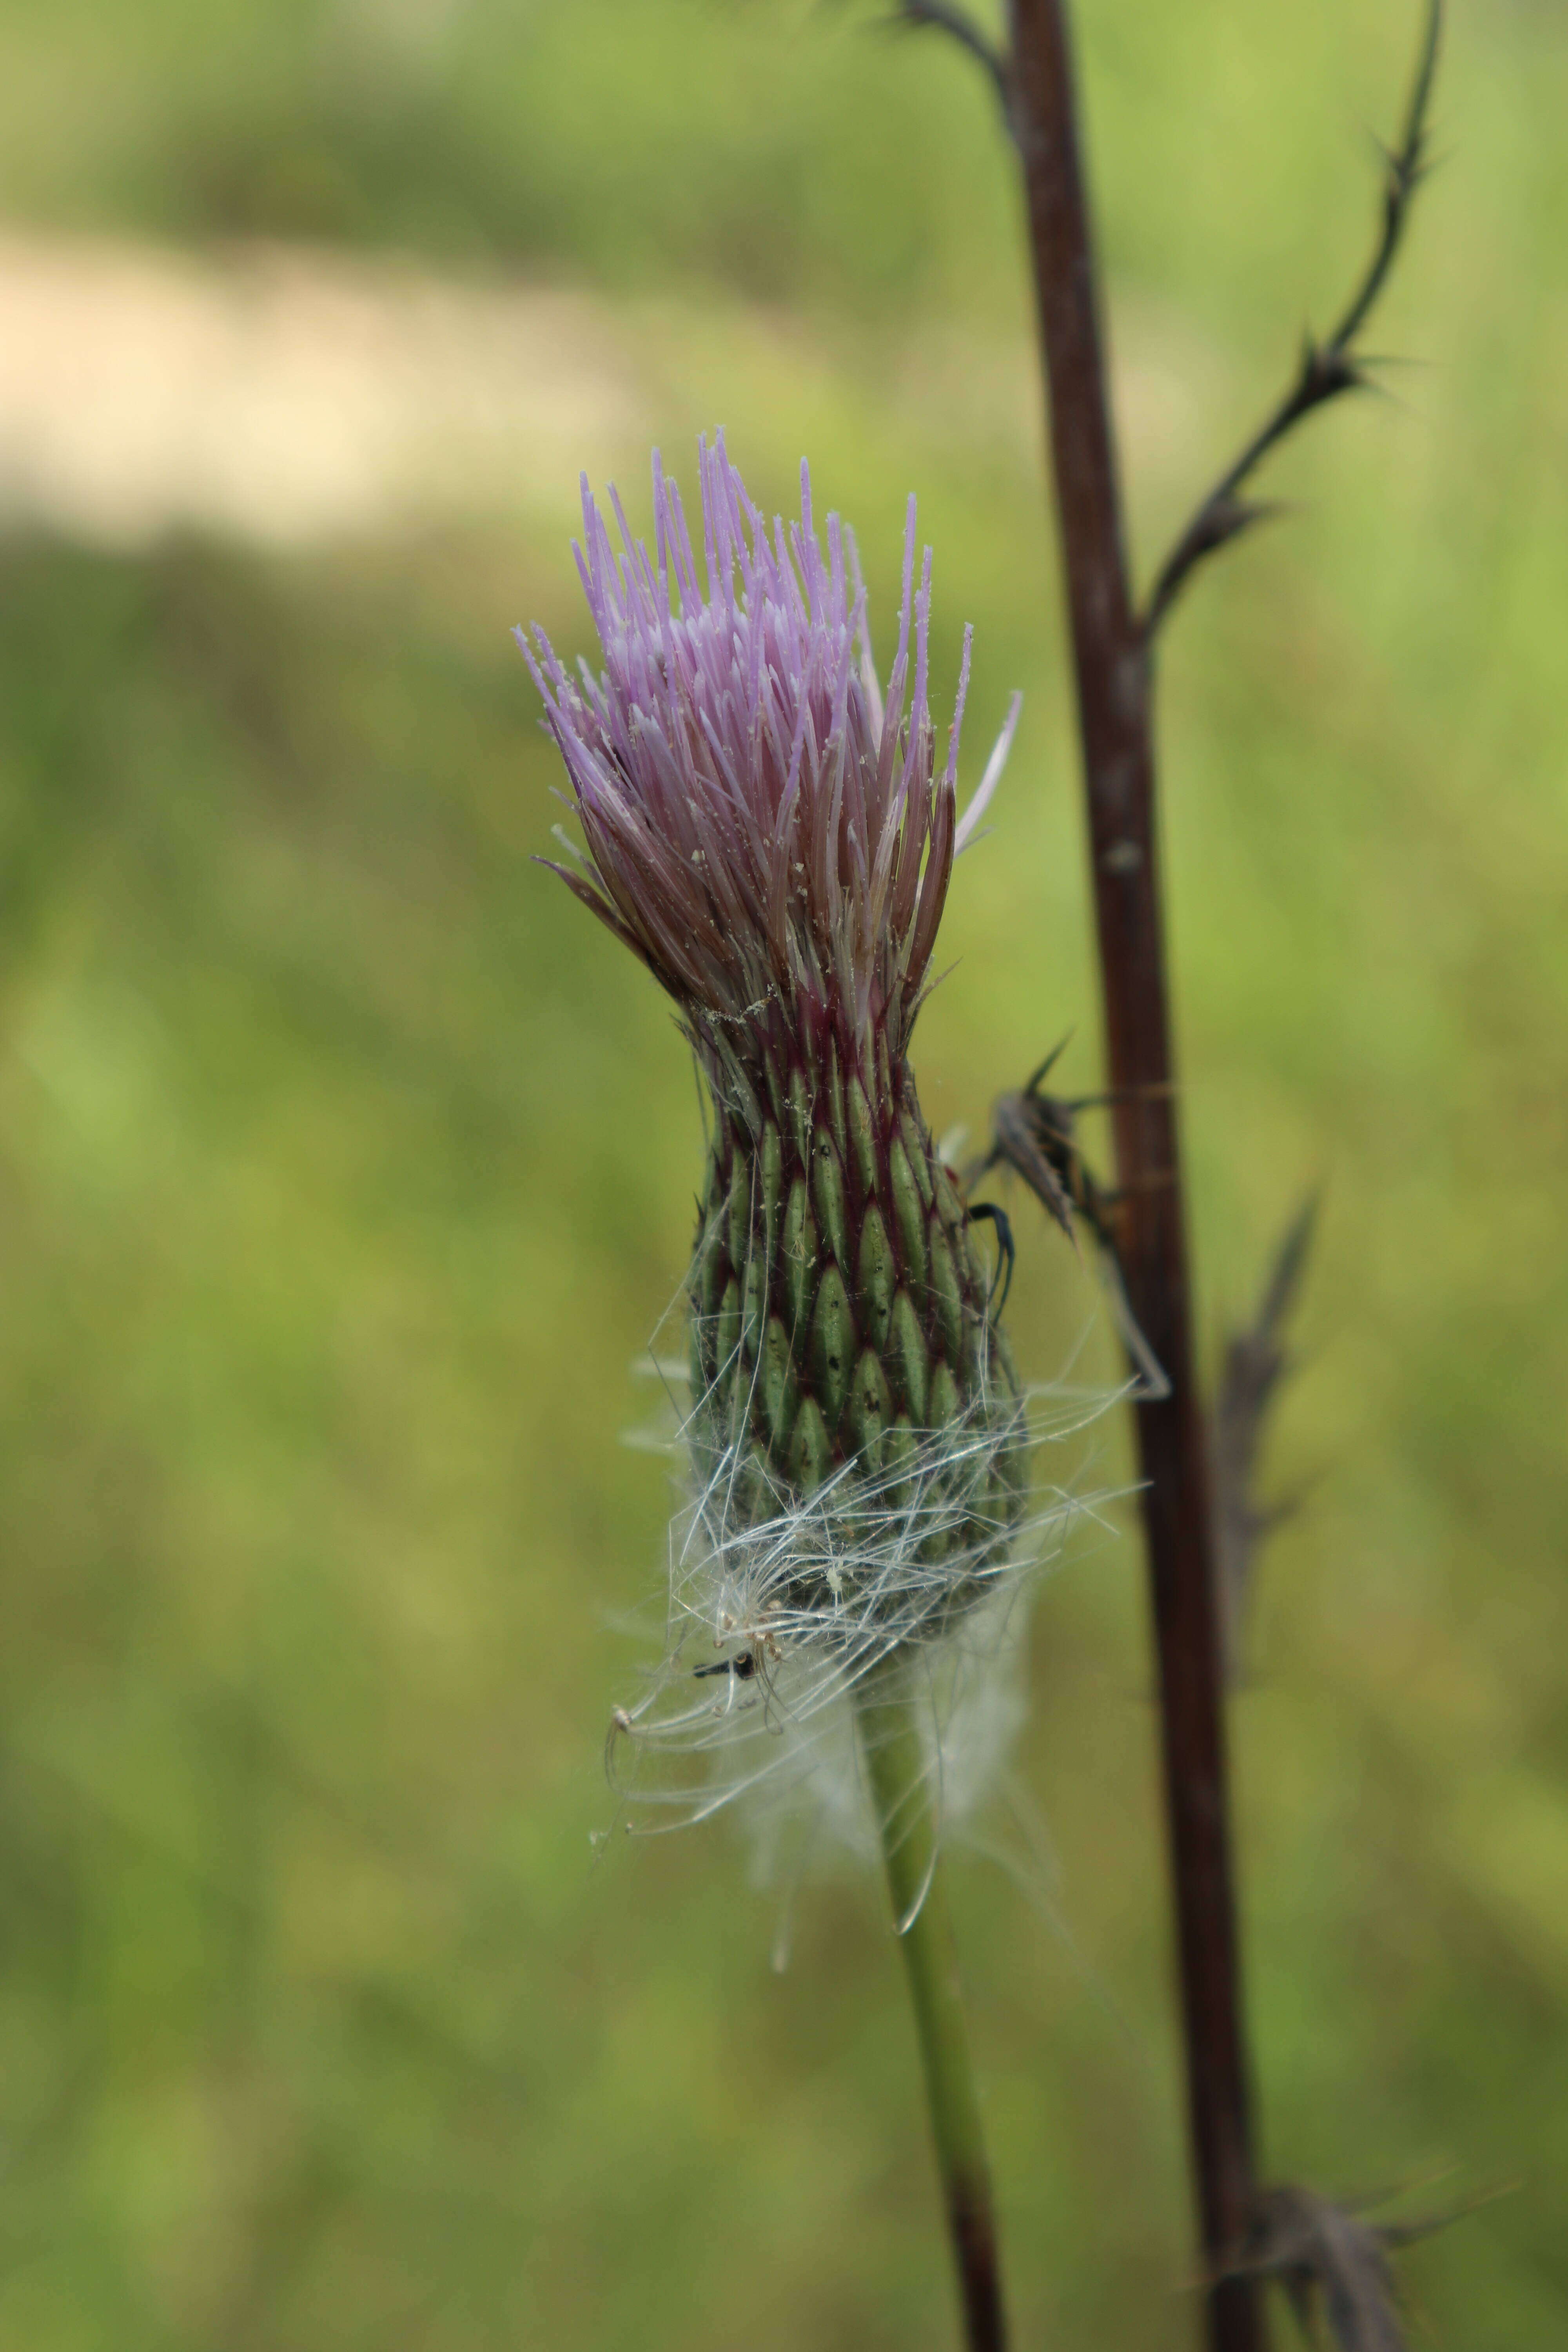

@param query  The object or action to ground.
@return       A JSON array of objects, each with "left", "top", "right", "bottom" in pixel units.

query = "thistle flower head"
[
  {"left": 521, "top": 435, "right": 1013, "bottom": 1093},
  {"left": 524, "top": 439, "right": 1058, "bottom": 1838}
]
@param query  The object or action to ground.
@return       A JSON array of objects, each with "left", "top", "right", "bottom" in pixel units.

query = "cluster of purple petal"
[{"left": 521, "top": 436, "right": 1016, "bottom": 1063}]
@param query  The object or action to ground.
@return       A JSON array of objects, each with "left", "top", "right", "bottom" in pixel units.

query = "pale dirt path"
[
  {"left": 0, "top": 230, "right": 1210, "bottom": 552},
  {"left": 0, "top": 232, "right": 643, "bottom": 548}
]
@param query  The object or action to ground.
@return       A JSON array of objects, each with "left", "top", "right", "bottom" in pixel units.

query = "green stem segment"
[{"left": 855, "top": 1659, "right": 1007, "bottom": 2352}]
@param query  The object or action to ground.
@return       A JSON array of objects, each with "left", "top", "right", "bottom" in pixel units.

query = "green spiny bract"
[{"left": 687, "top": 1014, "right": 1026, "bottom": 1631}]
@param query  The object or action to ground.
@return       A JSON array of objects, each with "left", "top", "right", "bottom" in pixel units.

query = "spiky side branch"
[
  {"left": 1004, "top": 2, "right": 1266, "bottom": 2347},
  {"left": 1141, "top": 0, "right": 1442, "bottom": 639}
]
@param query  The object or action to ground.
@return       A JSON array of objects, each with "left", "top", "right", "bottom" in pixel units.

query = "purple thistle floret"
[{"left": 520, "top": 436, "right": 1015, "bottom": 1086}]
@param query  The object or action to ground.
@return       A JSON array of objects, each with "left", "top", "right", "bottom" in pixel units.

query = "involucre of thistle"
[{"left": 523, "top": 438, "right": 1047, "bottom": 1791}]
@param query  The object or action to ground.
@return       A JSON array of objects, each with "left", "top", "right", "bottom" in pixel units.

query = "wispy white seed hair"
[{"left": 604, "top": 1336, "right": 1122, "bottom": 1858}]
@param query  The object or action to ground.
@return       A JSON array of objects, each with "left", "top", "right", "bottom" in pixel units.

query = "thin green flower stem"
[{"left": 854, "top": 1657, "right": 1007, "bottom": 2352}]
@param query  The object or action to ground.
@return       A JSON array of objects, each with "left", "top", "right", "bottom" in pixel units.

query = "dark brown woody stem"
[{"left": 1006, "top": 4, "right": 1266, "bottom": 2347}]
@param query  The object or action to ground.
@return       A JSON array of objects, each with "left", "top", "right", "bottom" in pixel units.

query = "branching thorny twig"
[{"left": 1142, "top": 0, "right": 1443, "bottom": 637}]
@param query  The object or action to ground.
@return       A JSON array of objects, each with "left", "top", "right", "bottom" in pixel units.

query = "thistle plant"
[{"left": 522, "top": 437, "right": 1051, "bottom": 2348}]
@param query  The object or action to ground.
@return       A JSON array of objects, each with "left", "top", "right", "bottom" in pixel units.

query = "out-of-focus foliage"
[{"left": 0, "top": 1, "right": 1566, "bottom": 2347}]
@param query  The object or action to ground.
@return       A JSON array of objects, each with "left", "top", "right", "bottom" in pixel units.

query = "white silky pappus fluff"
[{"left": 608, "top": 1346, "right": 1120, "bottom": 1898}]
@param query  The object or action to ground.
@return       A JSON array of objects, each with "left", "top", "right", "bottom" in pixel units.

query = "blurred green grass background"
[{"left": 1, "top": 0, "right": 1566, "bottom": 2345}]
